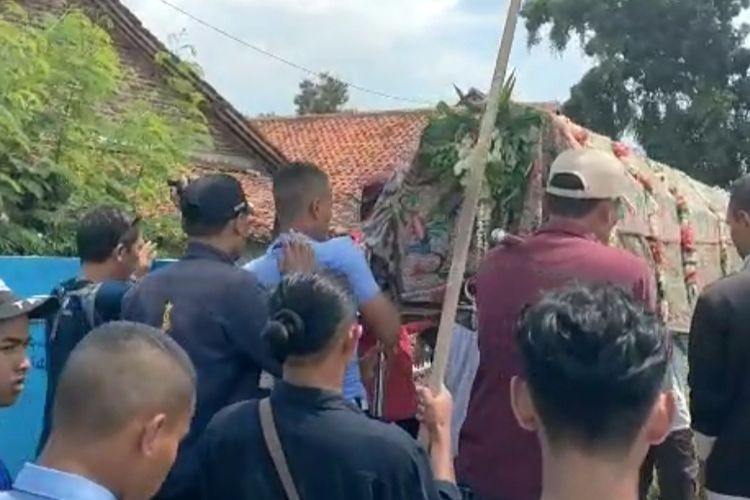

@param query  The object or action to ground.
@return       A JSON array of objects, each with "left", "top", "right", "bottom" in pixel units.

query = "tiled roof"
[
  {"left": 247, "top": 109, "right": 433, "bottom": 238},
  {"left": 159, "top": 103, "right": 561, "bottom": 243},
  {"left": 245, "top": 104, "right": 560, "bottom": 240}
]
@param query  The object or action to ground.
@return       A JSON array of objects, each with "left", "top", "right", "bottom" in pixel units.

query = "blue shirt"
[
  {"left": 122, "top": 242, "right": 279, "bottom": 498},
  {"left": 0, "top": 463, "right": 115, "bottom": 500},
  {"left": 244, "top": 235, "right": 381, "bottom": 402},
  {"left": 0, "top": 460, "right": 11, "bottom": 491}
]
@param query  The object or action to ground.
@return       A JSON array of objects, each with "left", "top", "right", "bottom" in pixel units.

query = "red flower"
[
  {"left": 648, "top": 238, "right": 665, "bottom": 265},
  {"left": 636, "top": 172, "right": 654, "bottom": 193},
  {"left": 613, "top": 142, "right": 630, "bottom": 158},
  {"left": 675, "top": 194, "right": 688, "bottom": 211},
  {"left": 681, "top": 226, "right": 696, "bottom": 251},
  {"left": 573, "top": 127, "right": 589, "bottom": 145}
]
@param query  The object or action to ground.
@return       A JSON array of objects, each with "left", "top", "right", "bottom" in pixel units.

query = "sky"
[{"left": 121, "top": 0, "right": 592, "bottom": 117}]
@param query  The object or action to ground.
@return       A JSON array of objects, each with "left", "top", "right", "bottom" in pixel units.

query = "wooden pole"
[{"left": 419, "top": 0, "right": 524, "bottom": 445}]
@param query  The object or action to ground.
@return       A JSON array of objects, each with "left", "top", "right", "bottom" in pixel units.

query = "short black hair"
[
  {"left": 52, "top": 322, "right": 196, "bottom": 441},
  {"left": 263, "top": 272, "right": 355, "bottom": 362},
  {"left": 272, "top": 162, "right": 330, "bottom": 225},
  {"left": 545, "top": 173, "right": 602, "bottom": 218},
  {"left": 517, "top": 283, "right": 669, "bottom": 453},
  {"left": 729, "top": 174, "right": 750, "bottom": 215},
  {"left": 76, "top": 207, "right": 140, "bottom": 263}
]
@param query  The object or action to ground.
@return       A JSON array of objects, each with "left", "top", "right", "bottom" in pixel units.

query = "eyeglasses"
[{"left": 233, "top": 200, "right": 254, "bottom": 217}]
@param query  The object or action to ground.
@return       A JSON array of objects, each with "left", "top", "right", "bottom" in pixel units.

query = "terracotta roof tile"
[
  {"left": 155, "top": 104, "right": 560, "bottom": 243},
  {"left": 247, "top": 109, "right": 433, "bottom": 237}
]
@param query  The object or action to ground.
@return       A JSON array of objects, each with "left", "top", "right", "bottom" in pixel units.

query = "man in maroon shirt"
[{"left": 456, "top": 148, "right": 655, "bottom": 500}]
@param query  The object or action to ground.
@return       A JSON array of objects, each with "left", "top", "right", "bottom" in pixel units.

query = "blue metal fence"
[
  {"left": 0, "top": 257, "right": 79, "bottom": 476},
  {"left": 0, "top": 257, "right": 174, "bottom": 476}
]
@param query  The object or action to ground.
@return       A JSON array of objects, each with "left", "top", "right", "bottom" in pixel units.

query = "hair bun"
[{"left": 263, "top": 309, "right": 305, "bottom": 362}]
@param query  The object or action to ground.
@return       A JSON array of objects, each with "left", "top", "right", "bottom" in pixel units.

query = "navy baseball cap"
[
  {"left": 179, "top": 174, "right": 252, "bottom": 225},
  {"left": 0, "top": 279, "right": 58, "bottom": 321}
]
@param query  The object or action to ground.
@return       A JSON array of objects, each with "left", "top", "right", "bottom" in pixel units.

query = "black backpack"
[{"left": 37, "top": 280, "right": 102, "bottom": 454}]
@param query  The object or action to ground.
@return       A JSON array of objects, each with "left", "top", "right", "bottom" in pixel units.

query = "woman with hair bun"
[{"left": 199, "top": 272, "right": 459, "bottom": 500}]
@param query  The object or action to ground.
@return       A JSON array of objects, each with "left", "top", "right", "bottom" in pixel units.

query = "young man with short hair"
[
  {"left": 0, "top": 280, "right": 58, "bottom": 491},
  {"left": 689, "top": 174, "right": 750, "bottom": 500},
  {"left": 512, "top": 284, "right": 674, "bottom": 500},
  {"left": 39, "top": 206, "right": 154, "bottom": 453},
  {"left": 122, "top": 174, "right": 282, "bottom": 500},
  {"left": 245, "top": 162, "right": 400, "bottom": 408},
  {"left": 3, "top": 321, "right": 196, "bottom": 500}
]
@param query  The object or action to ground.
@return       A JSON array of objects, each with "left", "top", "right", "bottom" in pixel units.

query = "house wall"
[{"left": 17, "top": 0, "right": 272, "bottom": 173}]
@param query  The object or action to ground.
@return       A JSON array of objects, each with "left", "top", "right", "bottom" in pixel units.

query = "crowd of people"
[{"left": 0, "top": 150, "right": 748, "bottom": 500}]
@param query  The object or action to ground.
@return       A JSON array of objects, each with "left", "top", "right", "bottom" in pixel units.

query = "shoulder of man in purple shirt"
[{"left": 456, "top": 223, "right": 653, "bottom": 500}]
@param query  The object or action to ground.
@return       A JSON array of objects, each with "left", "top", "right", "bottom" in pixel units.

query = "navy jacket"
[
  {"left": 121, "top": 242, "right": 280, "bottom": 500},
  {"left": 200, "top": 381, "right": 460, "bottom": 500}
]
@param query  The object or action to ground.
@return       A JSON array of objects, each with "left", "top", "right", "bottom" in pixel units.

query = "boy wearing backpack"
[{"left": 37, "top": 207, "right": 154, "bottom": 454}]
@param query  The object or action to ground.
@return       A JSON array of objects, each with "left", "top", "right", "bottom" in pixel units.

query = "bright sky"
[{"left": 122, "top": 0, "right": 592, "bottom": 116}]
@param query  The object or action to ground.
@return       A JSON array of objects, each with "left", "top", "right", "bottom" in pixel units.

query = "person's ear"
[
  {"left": 309, "top": 197, "right": 322, "bottom": 221},
  {"left": 739, "top": 209, "right": 750, "bottom": 228},
  {"left": 510, "top": 376, "right": 539, "bottom": 433},
  {"left": 231, "top": 215, "right": 251, "bottom": 239},
  {"left": 139, "top": 413, "right": 168, "bottom": 457},
  {"left": 114, "top": 243, "right": 127, "bottom": 263},
  {"left": 339, "top": 324, "right": 360, "bottom": 358},
  {"left": 643, "top": 391, "right": 675, "bottom": 446}
]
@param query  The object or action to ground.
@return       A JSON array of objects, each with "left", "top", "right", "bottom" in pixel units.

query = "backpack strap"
[
  {"left": 49, "top": 282, "right": 103, "bottom": 341},
  {"left": 77, "top": 282, "right": 103, "bottom": 330},
  {"left": 259, "top": 398, "right": 301, "bottom": 500}
]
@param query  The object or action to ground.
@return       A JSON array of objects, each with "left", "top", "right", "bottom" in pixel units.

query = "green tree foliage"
[
  {"left": 522, "top": 0, "right": 750, "bottom": 186},
  {"left": 294, "top": 72, "right": 349, "bottom": 115},
  {"left": 0, "top": 2, "right": 210, "bottom": 255}
]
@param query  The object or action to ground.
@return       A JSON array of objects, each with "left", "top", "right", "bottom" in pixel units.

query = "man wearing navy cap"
[
  {"left": 121, "top": 174, "right": 281, "bottom": 500},
  {"left": 0, "top": 280, "right": 57, "bottom": 490}
]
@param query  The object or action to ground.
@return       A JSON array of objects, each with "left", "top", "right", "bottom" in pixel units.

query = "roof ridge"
[
  {"left": 92, "top": 0, "right": 288, "bottom": 170},
  {"left": 249, "top": 108, "right": 435, "bottom": 122},
  {"left": 248, "top": 100, "right": 561, "bottom": 123}
]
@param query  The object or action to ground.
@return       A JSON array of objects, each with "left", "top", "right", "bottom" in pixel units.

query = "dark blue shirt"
[
  {"left": 122, "top": 242, "right": 279, "bottom": 500},
  {"left": 39, "top": 279, "right": 133, "bottom": 455},
  {"left": 0, "top": 460, "right": 11, "bottom": 492},
  {"left": 200, "top": 381, "right": 460, "bottom": 500}
]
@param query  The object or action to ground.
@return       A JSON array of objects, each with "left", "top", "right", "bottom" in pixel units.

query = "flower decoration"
[
  {"left": 636, "top": 166, "right": 669, "bottom": 320},
  {"left": 613, "top": 142, "right": 630, "bottom": 158},
  {"left": 671, "top": 187, "right": 700, "bottom": 304},
  {"left": 572, "top": 126, "right": 589, "bottom": 146}
]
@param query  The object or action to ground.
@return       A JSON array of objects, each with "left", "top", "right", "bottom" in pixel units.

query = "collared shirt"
[
  {"left": 199, "top": 380, "right": 460, "bottom": 500},
  {"left": 456, "top": 221, "right": 654, "bottom": 500},
  {"left": 0, "top": 463, "right": 114, "bottom": 500},
  {"left": 122, "top": 241, "right": 280, "bottom": 499},
  {"left": 244, "top": 234, "right": 381, "bottom": 402}
]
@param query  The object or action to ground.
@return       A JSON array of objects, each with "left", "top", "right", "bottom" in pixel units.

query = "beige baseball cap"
[{"left": 545, "top": 149, "right": 629, "bottom": 200}]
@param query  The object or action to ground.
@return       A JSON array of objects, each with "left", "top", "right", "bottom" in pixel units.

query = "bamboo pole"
[{"left": 419, "top": 0, "right": 524, "bottom": 445}]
